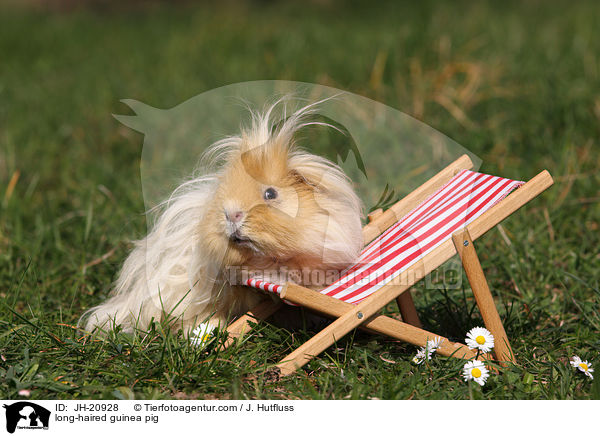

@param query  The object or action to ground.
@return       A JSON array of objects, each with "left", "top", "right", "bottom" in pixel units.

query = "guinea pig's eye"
[{"left": 263, "top": 187, "right": 278, "bottom": 201}]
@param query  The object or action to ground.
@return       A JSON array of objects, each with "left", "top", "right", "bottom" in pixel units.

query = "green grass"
[{"left": 1, "top": 0, "right": 599, "bottom": 400}]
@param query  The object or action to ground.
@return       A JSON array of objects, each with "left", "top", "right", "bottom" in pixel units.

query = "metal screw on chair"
[
  {"left": 357, "top": 312, "right": 364, "bottom": 319},
  {"left": 463, "top": 240, "right": 469, "bottom": 247}
]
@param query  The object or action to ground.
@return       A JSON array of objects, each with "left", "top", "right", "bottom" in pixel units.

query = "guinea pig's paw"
[{"left": 189, "top": 322, "right": 217, "bottom": 348}]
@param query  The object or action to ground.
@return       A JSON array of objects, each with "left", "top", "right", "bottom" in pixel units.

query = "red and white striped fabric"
[
  {"left": 245, "top": 278, "right": 284, "bottom": 295},
  {"left": 245, "top": 169, "right": 524, "bottom": 305}
]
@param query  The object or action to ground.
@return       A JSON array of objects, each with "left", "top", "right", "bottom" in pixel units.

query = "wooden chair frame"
[{"left": 224, "top": 155, "right": 553, "bottom": 376}]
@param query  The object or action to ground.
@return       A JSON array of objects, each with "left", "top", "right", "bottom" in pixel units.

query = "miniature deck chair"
[{"left": 225, "top": 155, "right": 553, "bottom": 376}]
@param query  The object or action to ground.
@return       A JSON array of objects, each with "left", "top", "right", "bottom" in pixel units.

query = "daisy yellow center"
[
  {"left": 579, "top": 363, "right": 588, "bottom": 371},
  {"left": 471, "top": 368, "right": 482, "bottom": 378},
  {"left": 475, "top": 335, "right": 486, "bottom": 345}
]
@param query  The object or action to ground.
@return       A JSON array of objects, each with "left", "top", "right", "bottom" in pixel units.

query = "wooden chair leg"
[
  {"left": 396, "top": 291, "right": 422, "bottom": 328},
  {"left": 220, "top": 300, "right": 282, "bottom": 350},
  {"left": 452, "top": 229, "right": 515, "bottom": 365}
]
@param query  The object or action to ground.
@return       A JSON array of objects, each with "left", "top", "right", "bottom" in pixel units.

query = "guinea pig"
[{"left": 81, "top": 100, "right": 364, "bottom": 335}]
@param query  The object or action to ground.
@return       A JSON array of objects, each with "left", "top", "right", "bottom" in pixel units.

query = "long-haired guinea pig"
[{"left": 81, "top": 101, "right": 364, "bottom": 335}]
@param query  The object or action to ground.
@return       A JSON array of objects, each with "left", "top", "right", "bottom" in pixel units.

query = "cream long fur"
[{"left": 82, "top": 100, "right": 364, "bottom": 335}]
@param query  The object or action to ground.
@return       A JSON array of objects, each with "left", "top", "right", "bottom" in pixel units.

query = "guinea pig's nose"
[{"left": 224, "top": 209, "right": 244, "bottom": 223}]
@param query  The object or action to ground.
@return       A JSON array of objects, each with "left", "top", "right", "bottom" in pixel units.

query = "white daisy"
[
  {"left": 189, "top": 322, "right": 216, "bottom": 348},
  {"left": 412, "top": 337, "right": 445, "bottom": 364},
  {"left": 427, "top": 337, "right": 444, "bottom": 354},
  {"left": 412, "top": 347, "right": 427, "bottom": 364},
  {"left": 462, "top": 360, "right": 490, "bottom": 386},
  {"left": 465, "top": 327, "right": 495, "bottom": 353},
  {"left": 570, "top": 355, "right": 594, "bottom": 380}
]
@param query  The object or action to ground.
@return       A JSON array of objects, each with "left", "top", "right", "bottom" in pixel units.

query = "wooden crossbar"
[{"left": 281, "top": 283, "right": 477, "bottom": 360}]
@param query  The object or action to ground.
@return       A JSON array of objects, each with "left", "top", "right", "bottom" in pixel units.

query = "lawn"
[{"left": 0, "top": 0, "right": 599, "bottom": 400}]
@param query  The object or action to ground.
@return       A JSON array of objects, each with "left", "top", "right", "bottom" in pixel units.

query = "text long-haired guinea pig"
[{"left": 82, "top": 101, "right": 364, "bottom": 335}]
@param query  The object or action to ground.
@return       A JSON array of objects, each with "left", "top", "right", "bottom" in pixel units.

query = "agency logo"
[{"left": 2, "top": 402, "right": 50, "bottom": 434}]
